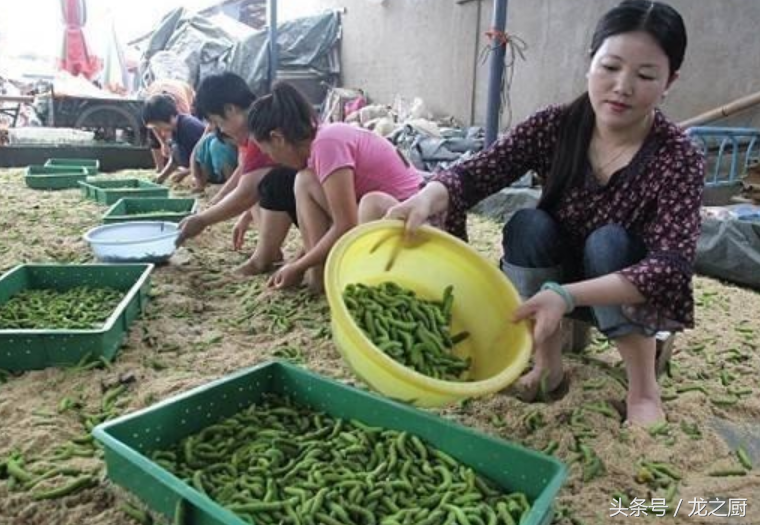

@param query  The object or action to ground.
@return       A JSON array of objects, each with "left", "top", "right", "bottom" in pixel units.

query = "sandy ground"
[{"left": 0, "top": 168, "right": 759, "bottom": 525}]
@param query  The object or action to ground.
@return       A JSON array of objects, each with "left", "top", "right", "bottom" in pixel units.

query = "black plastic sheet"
[
  {"left": 140, "top": 9, "right": 341, "bottom": 97},
  {"left": 696, "top": 217, "right": 760, "bottom": 290}
]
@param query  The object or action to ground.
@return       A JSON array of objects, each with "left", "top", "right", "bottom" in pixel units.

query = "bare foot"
[
  {"left": 234, "top": 255, "right": 282, "bottom": 276},
  {"left": 191, "top": 185, "right": 205, "bottom": 194},
  {"left": 508, "top": 366, "right": 565, "bottom": 402},
  {"left": 626, "top": 396, "right": 665, "bottom": 426}
]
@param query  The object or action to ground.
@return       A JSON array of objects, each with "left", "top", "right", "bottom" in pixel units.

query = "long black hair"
[
  {"left": 539, "top": 0, "right": 687, "bottom": 210},
  {"left": 247, "top": 82, "right": 318, "bottom": 144}
]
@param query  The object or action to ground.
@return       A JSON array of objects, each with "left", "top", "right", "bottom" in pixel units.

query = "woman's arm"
[
  {"left": 210, "top": 166, "right": 242, "bottom": 205},
  {"left": 432, "top": 106, "right": 562, "bottom": 239},
  {"left": 385, "top": 181, "right": 451, "bottom": 233},
  {"left": 155, "top": 156, "right": 177, "bottom": 183},
  {"left": 615, "top": 156, "right": 705, "bottom": 319},
  {"left": 516, "top": 141, "right": 705, "bottom": 341},
  {"left": 292, "top": 168, "right": 357, "bottom": 272},
  {"left": 199, "top": 167, "right": 268, "bottom": 225},
  {"left": 566, "top": 274, "right": 645, "bottom": 306},
  {"left": 514, "top": 273, "right": 646, "bottom": 345},
  {"left": 176, "top": 167, "right": 269, "bottom": 245},
  {"left": 152, "top": 129, "right": 170, "bottom": 158}
]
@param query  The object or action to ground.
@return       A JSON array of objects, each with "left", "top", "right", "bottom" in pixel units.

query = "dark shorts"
[{"left": 258, "top": 167, "right": 298, "bottom": 226}]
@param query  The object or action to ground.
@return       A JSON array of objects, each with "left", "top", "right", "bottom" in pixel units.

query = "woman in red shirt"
[{"left": 177, "top": 73, "right": 299, "bottom": 276}]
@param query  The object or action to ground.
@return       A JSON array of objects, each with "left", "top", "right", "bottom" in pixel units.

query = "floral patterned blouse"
[{"left": 432, "top": 105, "right": 705, "bottom": 330}]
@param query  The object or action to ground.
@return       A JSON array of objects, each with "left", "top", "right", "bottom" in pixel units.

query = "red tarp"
[{"left": 58, "top": 0, "right": 101, "bottom": 79}]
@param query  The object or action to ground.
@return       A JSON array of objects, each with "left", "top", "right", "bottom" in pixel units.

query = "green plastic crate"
[
  {"left": 0, "top": 264, "right": 153, "bottom": 371},
  {"left": 103, "top": 198, "right": 199, "bottom": 224},
  {"left": 24, "top": 165, "right": 89, "bottom": 190},
  {"left": 45, "top": 157, "right": 100, "bottom": 175},
  {"left": 93, "top": 361, "right": 567, "bottom": 525},
  {"left": 79, "top": 179, "right": 169, "bottom": 205}
]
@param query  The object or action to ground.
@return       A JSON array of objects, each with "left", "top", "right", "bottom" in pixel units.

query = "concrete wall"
[
  {"left": 502, "top": 0, "right": 760, "bottom": 127},
  {"left": 280, "top": 0, "right": 481, "bottom": 125},
  {"left": 280, "top": 0, "right": 760, "bottom": 129}
]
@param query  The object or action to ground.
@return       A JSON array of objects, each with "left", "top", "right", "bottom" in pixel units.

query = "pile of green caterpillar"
[
  {"left": 0, "top": 286, "right": 123, "bottom": 330},
  {"left": 152, "top": 395, "right": 532, "bottom": 525},
  {"left": 343, "top": 282, "right": 471, "bottom": 381}
]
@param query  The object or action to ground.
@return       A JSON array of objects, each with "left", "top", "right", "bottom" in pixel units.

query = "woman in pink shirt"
[{"left": 248, "top": 83, "right": 423, "bottom": 291}]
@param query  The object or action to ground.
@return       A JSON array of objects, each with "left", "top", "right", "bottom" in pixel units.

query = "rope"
[{"left": 479, "top": 28, "right": 527, "bottom": 130}]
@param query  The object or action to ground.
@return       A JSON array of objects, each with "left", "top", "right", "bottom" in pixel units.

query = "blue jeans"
[
  {"left": 195, "top": 134, "right": 238, "bottom": 183},
  {"left": 500, "top": 208, "right": 654, "bottom": 338}
]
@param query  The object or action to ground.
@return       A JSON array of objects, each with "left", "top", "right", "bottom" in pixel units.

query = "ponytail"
[
  {"left": 248, "top": 82, "right": 318, "bottom": 144},
  {"left": 538, "top": 93, "right": 595, "bottom": 211}
]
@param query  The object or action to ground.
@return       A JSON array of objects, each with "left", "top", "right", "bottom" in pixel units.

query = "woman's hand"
[
  {"left": 267, "top": 262, "right": 305, "bottom": 289},
  {"left": 384, "top": 181, "right": 449, "bottom": 234},
  {"left": 513, "top": 290, "right": 567, "bottom": 345},
  {"left": 170, "top": 168, "right": 188, "bottom": 182},
  {"left": 384, "top": 197, "right": 431, "bottom": 234},
  {"left": 232, "top": 212, "right": 253, "bottom": 251},
  {"left": 176, "top": 215, "right": 208, "bottom": 246}
]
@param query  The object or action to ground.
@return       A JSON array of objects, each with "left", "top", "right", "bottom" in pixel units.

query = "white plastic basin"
[{"left": 83, "top": 222, "right": 180, "bottom": 263}]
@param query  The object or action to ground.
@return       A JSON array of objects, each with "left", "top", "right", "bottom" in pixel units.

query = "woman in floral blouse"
[{"left": 387, "top": 0, "right": 704, "bottom": 424}]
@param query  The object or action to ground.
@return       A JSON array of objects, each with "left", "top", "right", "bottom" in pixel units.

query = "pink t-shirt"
[{"left": 307, "top": 123, "right": 422, "bottom": 201}]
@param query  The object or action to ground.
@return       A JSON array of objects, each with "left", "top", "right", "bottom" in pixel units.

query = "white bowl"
[{"left": 83, "top": 222, "right": 180, "bottom": 263}]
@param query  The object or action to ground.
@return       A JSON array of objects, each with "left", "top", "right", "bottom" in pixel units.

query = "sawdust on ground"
[{"left": 0, "top": 168, "right": 759, "bottom": 525}]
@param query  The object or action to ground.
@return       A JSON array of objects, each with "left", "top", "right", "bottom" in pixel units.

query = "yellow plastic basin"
[{"left": 325, "top": 220, "right": 532, "bottom": 407}]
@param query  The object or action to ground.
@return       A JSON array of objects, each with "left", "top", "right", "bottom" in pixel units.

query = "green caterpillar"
[
  {"left": 152, "top": 395, "right": 531, "bottom": 525},
  {"left": 343, "top": 282, "right": 471, "bottom": 381},
  {"left": 0, "top": 286, "right": 124, "bottom": 330}
]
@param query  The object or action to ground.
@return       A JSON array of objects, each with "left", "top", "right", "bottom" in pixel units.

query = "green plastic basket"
[
  {"left": 103, "top": 198, "right": 199, "bottom": 224},
  {"left": 45, "top": 157, "right": 100, "bottom": 175},
  {"left": 93, "top": 361, "right": 567, "bottom": 525},
  {"left": 24, "top": 165, "right": 89, "bottom": 190},
  {"left": 79, "top": 179, "right": 169, "bottom": 205},
  {"left": 0, "top": 264, "right": 153, "bottom": 371}
]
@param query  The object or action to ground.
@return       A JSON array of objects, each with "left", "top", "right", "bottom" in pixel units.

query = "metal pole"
[
  {"left": 485, "top": 0, "right": 508, "bottom": 146},
  {"left": 267, "top": 0, "right": 278, "bottom": 92},
  {"left": 468, "top": 0, "right": 483, "bottom": 126}
]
